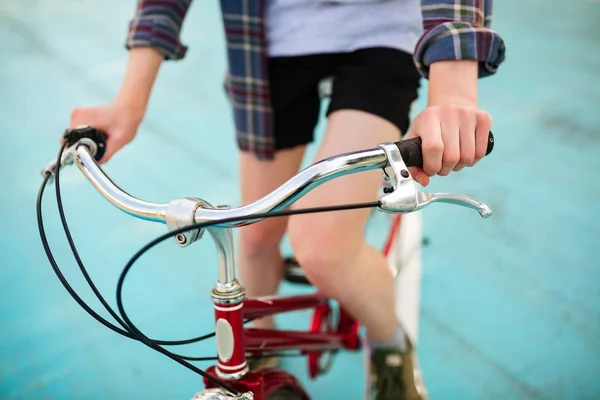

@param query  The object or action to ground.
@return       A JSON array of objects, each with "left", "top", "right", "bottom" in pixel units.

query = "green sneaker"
[{"left": 366, "top": 340, "right": 428, "bottom": 400}]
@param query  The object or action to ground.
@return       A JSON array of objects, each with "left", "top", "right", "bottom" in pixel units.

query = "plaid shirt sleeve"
[
  {"left": 125, "top": 0, "right": 192, "bottom": 60},
  {"left": 414, "top": 0, "right": 506, "bottom": 78}
]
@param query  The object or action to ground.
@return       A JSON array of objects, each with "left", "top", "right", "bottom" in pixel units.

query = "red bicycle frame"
[{"left": 201, "top": 216, "right": 402, "bottom": 399}]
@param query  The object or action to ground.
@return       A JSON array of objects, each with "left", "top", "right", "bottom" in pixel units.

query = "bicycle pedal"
[{"left": 283, "top": 257, "right": 313, "bottom": 286}]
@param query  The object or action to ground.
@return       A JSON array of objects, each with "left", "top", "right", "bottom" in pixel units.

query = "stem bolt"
[{"left": 175, "top": 234, "right": 187, "bottom": 245}]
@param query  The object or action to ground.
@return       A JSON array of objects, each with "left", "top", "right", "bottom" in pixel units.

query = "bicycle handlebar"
[
  {"left": 75, "top": 146, "right": 168, "bottom": 222},
  {"left": 42, "top": 126, "right": 494, "bottom": 289},
  {"left": 44, "top": 126, "right": 494, "bottom": 235},
  {"left": 71, "top": 136, "right": 391, "bottom": 226}
]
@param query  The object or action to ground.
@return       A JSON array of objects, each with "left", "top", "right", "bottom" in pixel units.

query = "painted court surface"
[{"left": 1, "top": 1, "right": 599, "bottom": 398}]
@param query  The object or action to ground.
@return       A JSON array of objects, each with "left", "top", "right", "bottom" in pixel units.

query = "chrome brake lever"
[{"left": 377, "top": 142, "right": 492, "bottom": 218}]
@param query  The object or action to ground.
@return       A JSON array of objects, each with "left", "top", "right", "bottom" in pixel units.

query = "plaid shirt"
[{"left": 126, "top": 0, "right": 506, "bottom": 160}]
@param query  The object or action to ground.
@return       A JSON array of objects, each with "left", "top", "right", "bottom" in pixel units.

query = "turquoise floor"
[{"left": 1, "top": 1, "right": 599, "bottom": 399}]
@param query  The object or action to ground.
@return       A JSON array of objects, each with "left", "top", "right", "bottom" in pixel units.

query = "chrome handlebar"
[
  {"left": 75, "top": 146, "right": 169, "bottom": 222},
  {"left": 57, "top": 140, "right": 389, "bottom": 225},
  {"left": 41, "top": 127, "right": 493, "bottom": 291},
  {"left": 44, "top": 131, "right": 493, "bottom": 232}
]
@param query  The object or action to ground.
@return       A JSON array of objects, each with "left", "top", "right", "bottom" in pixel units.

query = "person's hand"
[
  {"left": 406, "top": 104, "right": 492, "bottom": 187},
  {"left": 68, "top": 102, "right": 144, "bottom": 163}
]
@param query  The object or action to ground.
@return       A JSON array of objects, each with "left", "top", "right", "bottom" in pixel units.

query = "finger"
[
  {"left": 99, "top": 136, "right": 121, "bottom": 164},
  {"left": 70, "top": 107, "right": 106, "bottom": 131},
  {"left": 438, "top": 114, "right": 460, "bottom": 176},
  {"left": 454, "top": 111, "right": 476, "bottom": 171},
  {"left": 472, "top": 111, "right": 493, "bottom": 165},
  {"left": 418, "top": 113, "right": 444, "bottom": 177},
  {"left": 408, "top": 167, "right": 430, "bottom": 187},
  {"left": 69, "top": 108, "right": 91, "bottom": 128}
]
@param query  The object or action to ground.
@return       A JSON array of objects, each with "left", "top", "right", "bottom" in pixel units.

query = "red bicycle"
[{"left": 37, "top": 127, "right": 494, "bottom": 399}]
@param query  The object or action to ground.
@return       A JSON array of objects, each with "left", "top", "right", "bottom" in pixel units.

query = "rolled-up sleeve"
[
  {"left": 125, "top": 0, "right": 193, "bottom": 60},
  {"left": 414, "top": 0, "right": 506, "bottom": 79}
]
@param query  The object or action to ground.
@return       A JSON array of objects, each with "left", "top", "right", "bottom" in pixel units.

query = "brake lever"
[{"left": 377, "top": 142, "right": 492, "bottom": 218}]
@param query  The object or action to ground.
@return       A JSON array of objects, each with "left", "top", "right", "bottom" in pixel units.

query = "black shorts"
[{"left": 268, "top": 47, "right": 421, "bottom": 150}]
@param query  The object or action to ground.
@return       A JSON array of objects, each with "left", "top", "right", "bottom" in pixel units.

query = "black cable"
[
  {"left": 114, "top": 201, "right": 379, "bottom": 393},
  {"left": 38, "top": 178, "right": 303, "bottom": 374},
  {"left": 115, "top": 200, "right": 380, "bottom": 335},
  {"left": 154, "top": 317, "right": 258, "bottom": 347},
  {"left": 38, "top": 179, "right": 232, "bottom": 357},
  {"left": 53, "top": 143, "right": 135, "bottom": 337},
  {"left": 50, "top": 143, "right": 215, "bottom": 347},
  {"left": 114, "top": 197, "right": 379, "bottom": 346},
  {"left": 39, "top": 175, "right": 242, "bottom": 394},
  {"left": 112, "top": 201, "right": 379, "bottom": 392},
  {"left": 37, "top": 172, "right": 133, "bottom": 338},
  {"left": 38, "top": 146, "right": 243, "bottom": 395},
  {"left": 39, "top": 142, "right": 379, "bottom": 395},
  {"left": 115, "top": 199, "right": 379, "bottom": 388}
]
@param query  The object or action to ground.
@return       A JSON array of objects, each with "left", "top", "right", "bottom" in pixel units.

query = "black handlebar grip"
[
  {"left": 63, "top": 126, "right": 108, "bottom": 161},
  {"left": 394, "top": 131, "right": 494, "bottom": 169}
]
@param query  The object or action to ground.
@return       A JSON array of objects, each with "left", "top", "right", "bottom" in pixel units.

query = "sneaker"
[
  {"left": 246, "top": 353, "right": 279, "bottom": 371},
  {"left": 366, "top": 339, "right": 428, "bottom": 400},
  {"left": 246, "top": 319, "right": 280, "bottom": 371}
]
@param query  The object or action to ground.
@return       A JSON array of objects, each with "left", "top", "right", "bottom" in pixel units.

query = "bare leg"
[
  {"left": 288, "top": 110, "right": 399, "bottom": 340},
  {"left": 237, "top": 146, "right": 306, "bottom": 329}
]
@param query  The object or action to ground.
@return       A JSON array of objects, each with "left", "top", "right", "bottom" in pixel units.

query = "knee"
[
  {"left": 288, "top": 215, "right": 361, "bottom": 291},
  {"left": 239, "top": 220, "right": 285, "bottom": 257}
]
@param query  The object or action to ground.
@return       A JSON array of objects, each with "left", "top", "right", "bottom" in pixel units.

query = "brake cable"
[{"left": 37, "top": 141, "right": 380, "bottom": 396}]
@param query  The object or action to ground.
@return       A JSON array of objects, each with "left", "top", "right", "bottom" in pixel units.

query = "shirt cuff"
[
  {"left": 125, "top": 15, "right": 187, "bottom": 61},
  {"left": 414, "top": 21, "right": 506, "bottom": 79}
]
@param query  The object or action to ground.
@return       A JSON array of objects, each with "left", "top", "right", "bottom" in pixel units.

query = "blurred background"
[{"left": 1, "top": 0, "right": 599, "bottom": 399}]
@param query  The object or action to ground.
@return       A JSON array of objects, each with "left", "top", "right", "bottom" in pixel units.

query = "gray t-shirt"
[{"left": 265, "top": 0, "right": 423, "bottom": 57}]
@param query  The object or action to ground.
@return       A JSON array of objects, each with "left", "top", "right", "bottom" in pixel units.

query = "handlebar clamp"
[{"left": 166, "top": 197, "right": 212, "bottom": 247}]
